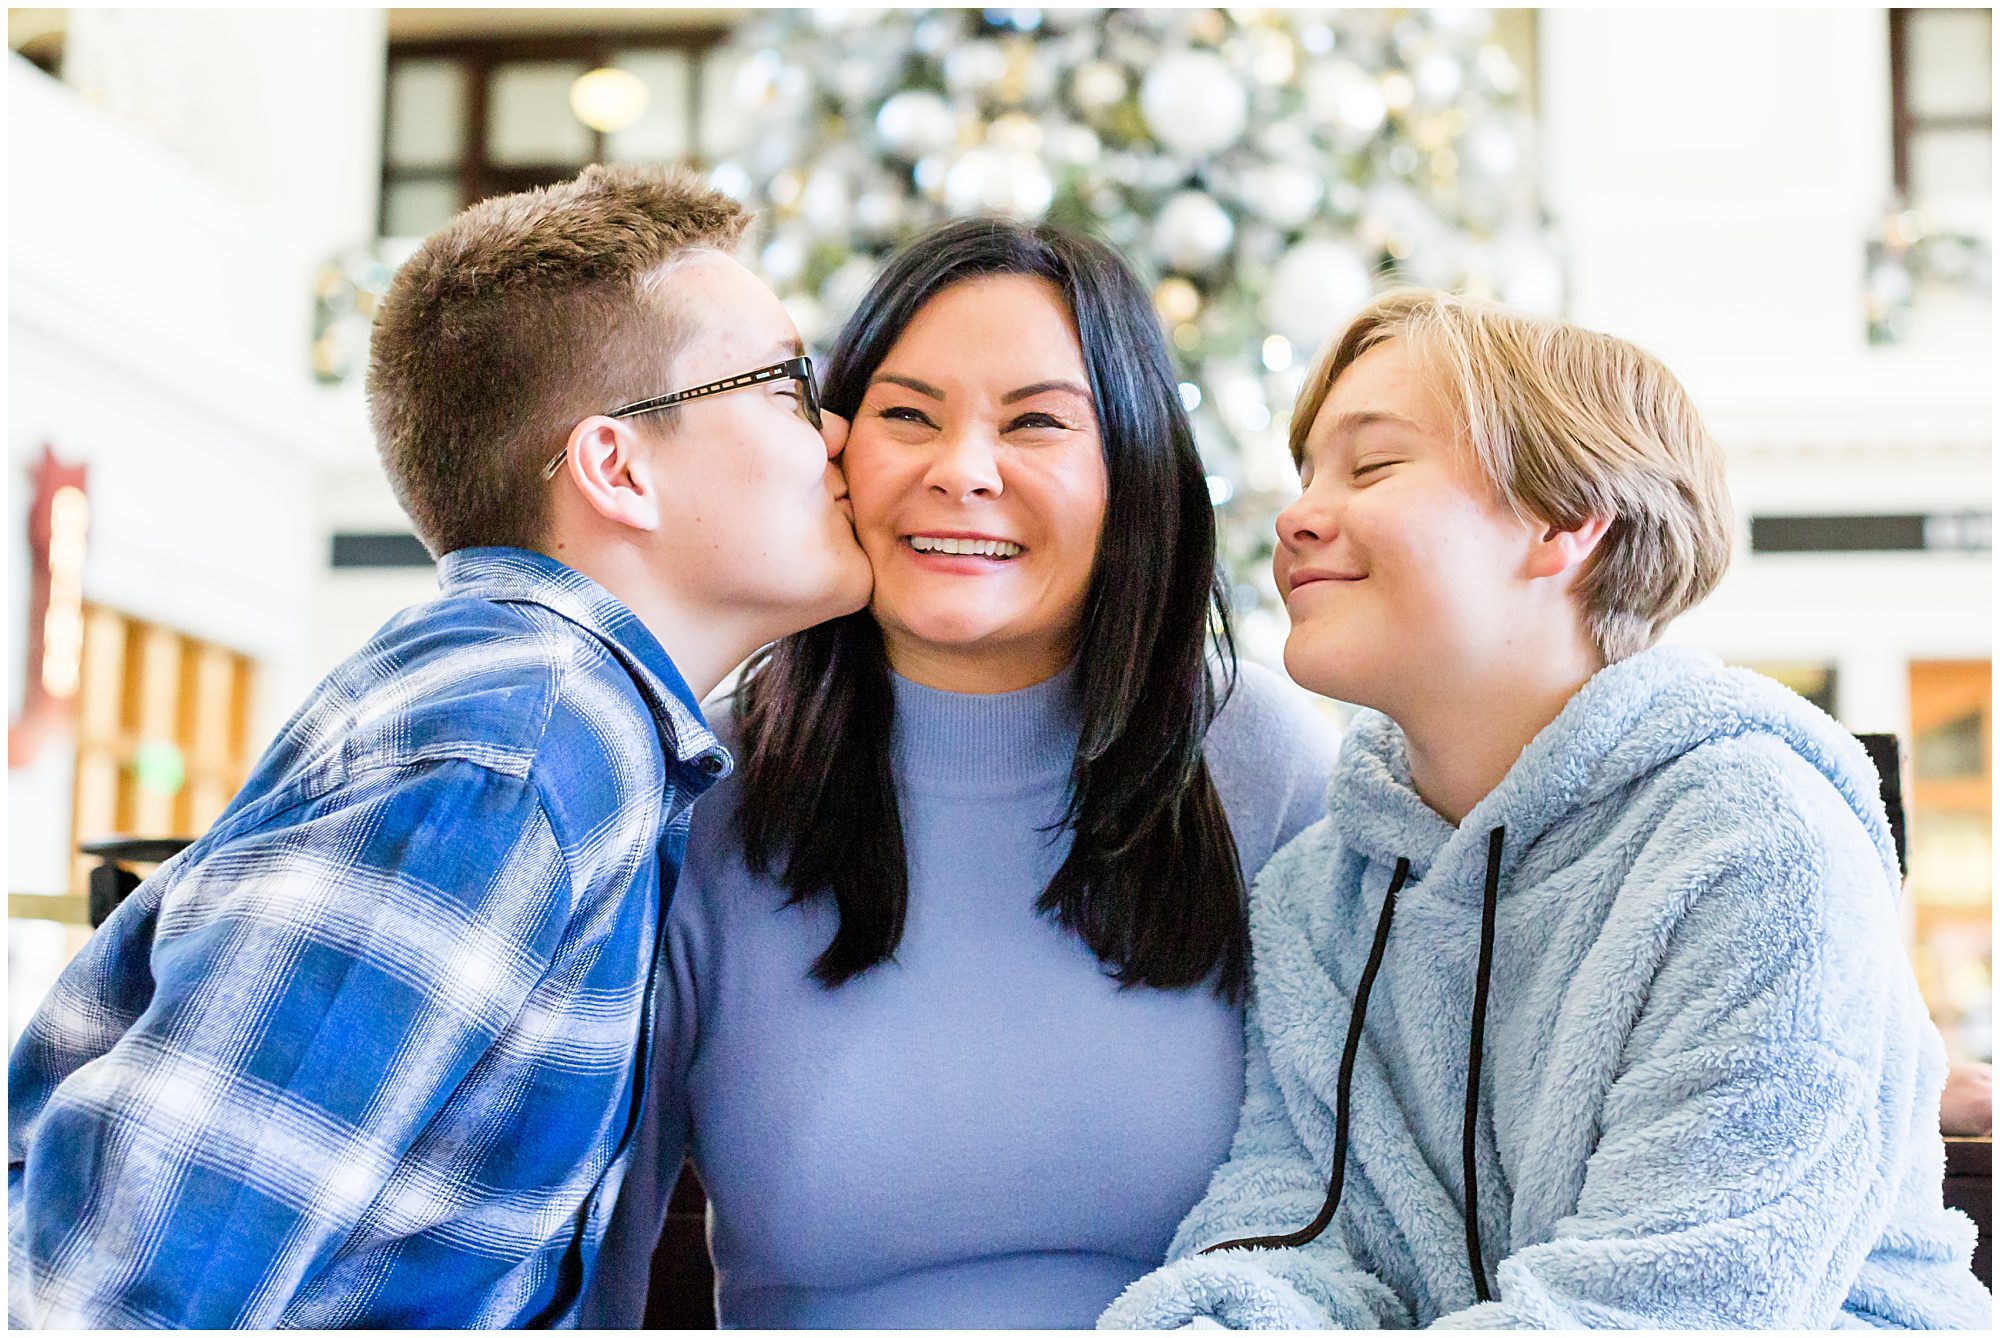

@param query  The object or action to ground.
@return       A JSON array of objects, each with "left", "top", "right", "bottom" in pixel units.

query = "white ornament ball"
[
  {"left": 1414, "top": 51, "right": 1465, "bottom": 105},
  {"left": 761, "top": 233, "right": 808, "bottom": 287},
  {"left": 944, "top": 40, "right": 1009, "bottom": 97},
  {"left": 799, "top": 167, "right": 853, "bottom": 231},
  {"left": 1305, "top": 62, "right": 1387, "bottom": 140},
  {"left": 943, "top": 146, "right": 1054, "bottom": 220},
  {"left": 1139, "top": 50, "right": 1248, "bottom": 157},
  {"left": 854, "top": 189, "right": 905, "bottom": 239},
  {"left": 707, "top": 161, "right": 754, "bottom": 203},
  {"left": 1240, "top": 162, "right": 1324, "bottom": 230},
  {"left": 875, "top": 89, "right": 958, "bottom": 159},
  {"left": 733, "top": 49, "right": 783, "bottom": 111},
  {"left": 1071, "top": 60, "right": 1128, "bottom": 115},
  {"left": 1464, "top": 121, "right": 1522, "bottom": 179},
  {"left": 1263, "top": 239, "right": 1375, "bottom": 351},
  {"left": 1046, "top": 123, "right": 1102, "bottom": 166},
  {"left": 1153, "top": 190, "right": 1236, "bottom": 274}
]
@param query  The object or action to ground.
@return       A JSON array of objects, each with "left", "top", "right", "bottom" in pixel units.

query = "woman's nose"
[{"left": 925, "top": 428, "right": 1003, "bottom": 500}]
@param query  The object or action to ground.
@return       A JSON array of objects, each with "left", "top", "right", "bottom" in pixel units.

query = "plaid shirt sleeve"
[{"left": 9, "top": 757, "right": 581, "bottom": 1329}]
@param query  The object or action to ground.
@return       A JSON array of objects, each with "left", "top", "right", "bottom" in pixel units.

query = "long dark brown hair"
[{"left": 733, "top": 217, "right": 1247, "bottom": 998}]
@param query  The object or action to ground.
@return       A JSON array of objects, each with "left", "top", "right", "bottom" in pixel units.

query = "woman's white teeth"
[{"left": 909, "top": 535, "right": 1021, "bottom": 559}]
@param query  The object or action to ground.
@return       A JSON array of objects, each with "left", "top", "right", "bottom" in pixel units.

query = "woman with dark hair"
[{"left": 584, "top": 217, "right": 1338, "bottom": 1329}]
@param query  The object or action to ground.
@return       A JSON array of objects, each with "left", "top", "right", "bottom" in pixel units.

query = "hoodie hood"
[{"left": 1327, "top": 644, "right": 1899, "bottom": 895}]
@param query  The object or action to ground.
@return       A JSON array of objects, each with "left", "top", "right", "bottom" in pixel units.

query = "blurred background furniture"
[{"left": 78, "top": 835, "right": 192, "bottom": 927}]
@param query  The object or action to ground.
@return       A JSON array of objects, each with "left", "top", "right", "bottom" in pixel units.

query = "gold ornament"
[{"left": 1154, "top": 277, "right": 1202, "bottom": 323}]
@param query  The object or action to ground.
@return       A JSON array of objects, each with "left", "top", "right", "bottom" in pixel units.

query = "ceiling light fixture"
[{"left": 570, "top": 67, "right": 648, "bottom": 134}]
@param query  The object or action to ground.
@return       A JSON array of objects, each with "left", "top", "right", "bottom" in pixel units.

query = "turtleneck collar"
[{"left": 888, "top": 661, "right": 1082, "bottom": 796}]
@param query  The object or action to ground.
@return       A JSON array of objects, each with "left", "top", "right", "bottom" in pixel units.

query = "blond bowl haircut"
[
  {"left": 1289, "top": 290, "right": 1734, "bottom": 663},
  {"left": 367, "top": 164, "right": 749, "bottom": 557}
]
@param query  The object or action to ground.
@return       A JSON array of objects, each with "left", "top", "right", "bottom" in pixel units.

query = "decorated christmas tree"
[{"left": 708, "top": 7, "right": 1559, "bottom": 661}]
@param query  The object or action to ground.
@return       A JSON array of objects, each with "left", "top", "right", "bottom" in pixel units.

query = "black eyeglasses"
[{"left": 541, "top": 355, "right": 823, "bottom": 481}]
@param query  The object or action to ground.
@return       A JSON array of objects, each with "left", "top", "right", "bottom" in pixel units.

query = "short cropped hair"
[
  {"left": 367, "top": 164, "right": 749, "bottom": 556},
  {"left": 1291, "top": 290, "right": 1733, "bottom": 662}
]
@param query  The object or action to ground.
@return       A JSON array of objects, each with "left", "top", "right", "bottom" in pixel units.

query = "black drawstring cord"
[
  {"left": 1201, "top": 857, "right": 1410, "bottom": 1256},
  {"left": 1462, "top": 826, "right": 1503, "bottom": 1302}
]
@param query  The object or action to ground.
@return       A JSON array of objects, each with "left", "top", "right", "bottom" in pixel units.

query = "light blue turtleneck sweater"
[{"left": 582, "top": 660, "right": 1338, "bottom": 1329}]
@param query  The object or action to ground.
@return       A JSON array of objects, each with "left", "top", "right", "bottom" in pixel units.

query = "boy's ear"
[
  {"left": 562, "top": 415, "right": 662, "bottom": 533},
  {"left": 1526, "top": 513, "right": 1612, "bottom": 582}
]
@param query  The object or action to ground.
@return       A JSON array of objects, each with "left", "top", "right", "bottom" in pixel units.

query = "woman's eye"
[
  {"left": 1007, "top": 412, "right": 1066, "bottom": 432},
  {"left": 878, "top": 405, "right": 934, "bottom": 426}
]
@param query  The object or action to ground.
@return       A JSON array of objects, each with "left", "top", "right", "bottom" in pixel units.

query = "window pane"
[
  {"left": 1908, "top": 9, "right": 1993, "bottom": 119},
  {"left": 490, "top": 61, "right": 592, "bottom": 166},
  {"left": 384, "top": 178, "right": 460, "bottom": 239},
  {"left": 1910, "top": 126, "right": 1994, "bottom": 213},
  {"left": 388, "top": 60, "right": 463, "bottom": 168},
  {"left": 1916, "top": 708, "right": 1987, "bottom": 780},
  {"left": 698, "top": 46, "right": 749, "bottom": 161},
  {"left": 605, "top": 50, "right": 691, "bottom": 164},
  {"left": 1744, "top": 663, "right": 1838, "bottom": 716},
  {"left": 1911, "top": 808, "right": 1993, "bottom": 904}
]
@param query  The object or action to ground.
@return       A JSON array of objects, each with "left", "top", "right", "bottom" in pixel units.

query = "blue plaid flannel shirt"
[{"left": 8, "top": 548, "right": 729, "bottom": 1328}]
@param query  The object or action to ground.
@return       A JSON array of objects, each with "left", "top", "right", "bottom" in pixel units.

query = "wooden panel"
[
  {"left": 76, "top": 606, "right": 127, "bottom": 743},
  {"left": 187, "top": 778, "right": 234, "bottom": 833},
  {"left": 129, "top": 624, "right": 184, "bottom": 833},
  {"left": 230, "top": 654, "right": 255, "bottom": 760},
  {"left": 63, "top": 606, "right": 261, "bottom": 898},
  {"left": 1907, "top": 659, "right": 1993, "bottom": 1062},
  {"left": 188, "top": 645, "right": 238, "bottom": 767},
  {"left": 69, "top": 750, "right": 122, "bottom": 896}
]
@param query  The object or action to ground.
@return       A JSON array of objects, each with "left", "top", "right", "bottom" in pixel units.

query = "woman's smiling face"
[{"left": 841, "top": 274, "right": 1109, "bottom": 693}]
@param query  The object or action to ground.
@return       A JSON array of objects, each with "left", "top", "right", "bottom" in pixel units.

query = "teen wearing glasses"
[
  {"left": 1099, "top": 292, "right": 1990, "bottom": 1329},
  {"left": 585, "top": 218, "right": 1340, "bottom": 1328},
  {"left": 8, "top": 166, "right": 868, "bottom": 1328}
]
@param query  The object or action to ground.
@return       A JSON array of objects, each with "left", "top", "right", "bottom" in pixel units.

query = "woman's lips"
[{"left": 900, "top": 532, "right": 1025, "bottom": 563}]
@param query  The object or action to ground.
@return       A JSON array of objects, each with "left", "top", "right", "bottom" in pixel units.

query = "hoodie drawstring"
[
  {"left": 1204, "top": 829, "right": 1506, "bottom": 1311},
  {"left": 1463, "top": 826, "right": 1502, "bottom": 1302},
  {"left": 1201, "top": 856, "right": 1409, "bottom": 1255}
]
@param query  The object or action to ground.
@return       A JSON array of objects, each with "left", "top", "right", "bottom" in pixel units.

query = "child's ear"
[
  {"left": 561, "top": 416, "right": 662, "bottom": 533},
  {"left": 1526, "top": 513, "right": 1612, "bottom": 582}
]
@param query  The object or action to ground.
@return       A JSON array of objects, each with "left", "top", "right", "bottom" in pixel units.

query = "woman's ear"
[
  {"left": 562, "top": 415, "right": 662, "bottom": 533},
  {"left": 1525, "top": 513, "right": 1612, "bottom": 583}
]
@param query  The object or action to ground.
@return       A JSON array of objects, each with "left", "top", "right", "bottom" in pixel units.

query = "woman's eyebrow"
[
  {"left": 1001, "top": 379, "right": 1093, "bottom": 405},
  {"left": 870, "top": 372, "right": 945, "bottom": 399}
]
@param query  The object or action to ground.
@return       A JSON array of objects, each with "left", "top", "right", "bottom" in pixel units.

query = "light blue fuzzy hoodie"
[{"left": 1101, "top": 646, "right": 1991, "bottom": 1330}]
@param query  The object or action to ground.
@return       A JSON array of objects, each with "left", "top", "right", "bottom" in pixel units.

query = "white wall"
[
  {"left": 1539, "top": 7, "right": 1990, "bottom": 738},
  {"left": 7, "top": 12, "right": 386, "bottom": 902}
]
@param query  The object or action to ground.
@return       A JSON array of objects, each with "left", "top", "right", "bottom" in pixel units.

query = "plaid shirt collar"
[{"left": 436, "top": 546, "right": 730, "bottom": 781}]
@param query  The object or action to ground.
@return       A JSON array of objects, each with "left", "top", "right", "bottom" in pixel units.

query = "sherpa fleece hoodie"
[{"left": 1100, "top": 645, "right": 1991, "bottom": 1330}]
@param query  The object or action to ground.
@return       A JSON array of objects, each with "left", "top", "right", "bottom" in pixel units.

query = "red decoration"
[{"left": 9, "top": 446, "right": 90, "bottom": 769}]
